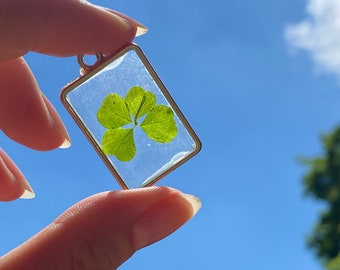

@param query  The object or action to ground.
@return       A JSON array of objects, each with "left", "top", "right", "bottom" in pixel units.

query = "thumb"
[{"left": 0, "top": 187, "right": 201, "bottom": 270}]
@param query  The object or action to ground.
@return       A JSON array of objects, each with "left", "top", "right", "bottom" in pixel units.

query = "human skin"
[{"left": 0, "top": 1, "right": 201, "bottom": 269}]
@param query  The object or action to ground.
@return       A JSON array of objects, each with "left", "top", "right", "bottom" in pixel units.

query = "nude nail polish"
[
  {"left": 181, "top": 194, "right": 202, "bottom": 216},
  {"left": 106, "top": 9, "right": 148, "bottom": 37},
  {"left": 131, "top": 192, "right": 201, "bottom": 250},
  {"left": 20, "top": 179, "right": 35, "bottom": 199}
]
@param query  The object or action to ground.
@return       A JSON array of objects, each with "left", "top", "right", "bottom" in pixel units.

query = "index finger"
[{"left": 0, "top": 0, "right": 146, "bottom": 61}]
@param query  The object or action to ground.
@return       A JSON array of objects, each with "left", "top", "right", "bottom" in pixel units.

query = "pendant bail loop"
[{"left": 77, "top": 52, "right": 104, "bottom": 75}]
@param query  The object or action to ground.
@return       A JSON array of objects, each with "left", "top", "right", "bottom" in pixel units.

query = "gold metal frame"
[{"left": 60, "top": 43, "right": 201, "bottom": 189}]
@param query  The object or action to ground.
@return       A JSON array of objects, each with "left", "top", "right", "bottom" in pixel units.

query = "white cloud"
[{"left": 285, "top": 0, "right": 340, "bottom": 77}]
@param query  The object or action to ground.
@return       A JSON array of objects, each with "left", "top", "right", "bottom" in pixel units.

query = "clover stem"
[{"left": 134, "top": 95, "right": 146, "bottom": 125}]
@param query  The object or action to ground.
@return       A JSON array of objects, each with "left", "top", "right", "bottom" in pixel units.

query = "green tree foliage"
[
  {"left": 302, "top": 127, "right": 340, "bottom": 265},
  {"left": 326, "top": 254, "right": 340, "bottom": 270}
]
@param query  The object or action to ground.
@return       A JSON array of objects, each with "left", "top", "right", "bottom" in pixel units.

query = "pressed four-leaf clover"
[{"left": 97, "top": 86, "right": 178, "bottom": 162}]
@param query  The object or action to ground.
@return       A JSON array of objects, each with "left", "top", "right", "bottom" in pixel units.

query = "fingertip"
[
  {"left": 131, "top": 188, "right": 201, "bottom": 250},
  {"left": 0, "top": 58, "right": 70, "bottom": 151},
  {"left": 0, "top": 186, "right": 200, "bottom": 269},
  {"left": 32, "top": 1, "right": 142, "bottom": 57},
  {"left": 180, "top": 193, "right": 202, "bottom": 217},
  {"left": 105, "top": 9, "right": 148, "bottom": 37},
  {"left": 0, "top": 0, "right": 144, "bottom": 60},
  {"left": 41, "top": 95, "right": 71, "bottom": 150},
  {"left": 0, "top": 148, "right": 35, "bottom": 201},
  {"left": 19, "top": 177, "right": 35, "bottom": 199}
]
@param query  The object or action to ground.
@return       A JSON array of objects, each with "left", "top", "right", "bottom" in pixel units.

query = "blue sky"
[{"left": 2, "top": 0, "right": 340, "bottom": 269}]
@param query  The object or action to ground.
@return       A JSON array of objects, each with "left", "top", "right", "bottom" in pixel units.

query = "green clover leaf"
[
  {"left": 125, "top": 86, "right": 156, "bottom": 120},
  {"left": 97, "top": 86, "right": 178, "bottom": 162},
  {"left": 102, "top": 128, "right": 136, "bottom": 162},
  {"left": 97, "top": 93, "right": 131, "bottom": 129},
  {"left": 141, "top": 105, "right": 178, "bottom": 143}
]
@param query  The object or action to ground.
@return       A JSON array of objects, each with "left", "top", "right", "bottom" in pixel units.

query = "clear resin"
[{"left": 61, "top": 44, "right": 201, "bottom": 189}]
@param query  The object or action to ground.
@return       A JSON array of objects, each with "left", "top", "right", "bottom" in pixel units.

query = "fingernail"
[
  {"left": 0, "top": 149, "right": 35, "bottom": 200},
  {"left": 20, "top": 179, "right": 35, "bottom": 199},
  {"left": 50, "top": 116, "right": 71, "bottom": 149},
  {"left": 181, "top": 194, "right": 202, "bottom": 216},
  {"left": 135, "top": 25, "right": 148, "bottom": 37},
  {"left": 59, "top": 138, "right": 71, "bottom": 149},
  {"left": 106, "top": 9, "right": 148, "bottom": 37},
  {"left": 132, "top": 192, "right": 201, "bottom": 250}
]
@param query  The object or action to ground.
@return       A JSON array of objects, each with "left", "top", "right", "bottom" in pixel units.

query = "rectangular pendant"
[{"left": 60, "top": 44, "right": 201, "bottom": 189}]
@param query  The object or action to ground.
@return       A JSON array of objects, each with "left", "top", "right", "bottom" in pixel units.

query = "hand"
[
  {"left": 0, "top": 0, "right": 146, "bottom": 201},
  {"left": 0, "top": 1, "right": 201, "bottom": 269},
  {"left": 0, "top": 187, "right": 200, "bottom": 269}
]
